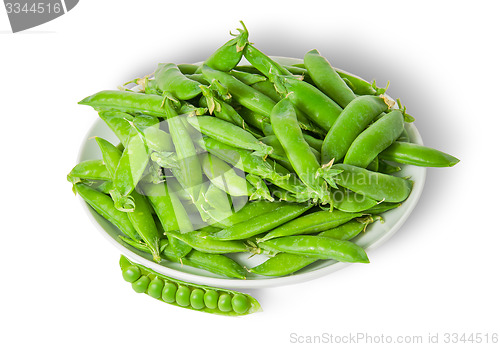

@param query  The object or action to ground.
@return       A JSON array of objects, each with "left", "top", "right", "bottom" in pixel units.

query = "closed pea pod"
[
  {"left": 187, "top": 116, "right": 272, "bottom": 157},
  {"left": 209, "top": 203, "right": 312, "bottom": 241},
  {"left": 249, "top": 253, "right": 317, "bottom": 277},
  {"left": 332, "top": 163, "right": 412, "bottom": 203},
  {"left": 379, "top": 141, "right": 460, "bottom": 167},
  {"left": 154, "top": 63, "right": 202, "bottom": 100},
  {"left": 321, "top": 95, "right": 391, "bottom": 164},
  {"left": 259, "top": 210, "right": 363, "bottom": 242},
  {"left": 67, "top": 159, "right": 111, "bottom": 183},
  {"left": 211, "top": 200, "right": 290, "bottom": 228},
  {"left": 304, "top": 49, "right": 357, "bottom": 108},
  {"left": 97, "top": 111, "right": 134, "bottom": 145},
  {"left": 79, "top": 90, "right": 167, "bottom": 118},
  {"left": 259, "top": 235, "right": 370, "bottom": 263},
  {"left": 344, "top": 110, "right": 405, "bottom": 168}
]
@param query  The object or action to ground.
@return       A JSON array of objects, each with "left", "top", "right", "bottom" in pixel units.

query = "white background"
[{"left": 1, "top": 1, "right": 499, "bottom": 346}]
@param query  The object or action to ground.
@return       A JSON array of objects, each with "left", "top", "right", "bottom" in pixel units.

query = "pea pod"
[
  {"left": 209, "top": 203, "right": 312, "bottom": 241},
  {"left": 97, "top": 111, "right": 134, "bottom": 145},
  {"left": 187, "top": 116, "right": 272, "bottom": 157},
  {"left": 379, "top": 141, "right": 460, "bottom": 167},
  {"left": 154, "top": 63, "right": 202, "bottom": 100},
  {"left": 321, "top": 95, "right": 391, "bottom": 164},
  {"left": 166, "top": 229, "right": 249, "bottom": 254},
  {"left": 259, "top": 210, "right": 363, "bottom": 242},
  {"left": 304, "top": 49, "right": 356, "bottom": 108},
  {"left": 332, "top": 163, "right": 412, "bottom": 203},
  {"left": 211, "top": 200, "right": 290, "bottom": 228},
  {"left": 344, "top": 110, "right": 405, "bottom": 168},
  {"left": 201, "top": 153, "right": 250, "bottom": 197},
  {"left": 74, "top": 182, "right": 139, "bottom": 241},
  {"left": 67, "top": 159, "right": 111, "bottom": 184},
  {"left": 258, "top": 235, "right": 370, "bottom": 263},
  {"left": 119, "top": 255, "right": 260, "bottom": 315},
  {"left": 79, "top": 90, "right": 167, "bottom": 117},
  {"left": 249, "top": 253, "right": 316, "bottom": 277}
]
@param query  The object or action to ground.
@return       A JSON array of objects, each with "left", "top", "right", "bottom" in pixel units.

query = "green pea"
[
  {"left": 176, "top": 285, "right": 191, "bottom": 307},
  {"left": 231, "top": 294, "right": 250, "bottom": 314},
  {"left": 161, "top": 282, "right": 177, "bottom": 303},
  {"left": 132, "top": 275, "right": 151, "bottom": 293},
  {"left": 122, "top": 266, "right": 141, "bottom": 283},
  {"left": 190, "top": 289, "right": 206, "bottom": 310},
  {"left": 147, "top": 278, "right": 164, "bottom": 299},
  {"left": 204, "top": 290, "right": 219, "bottom": 309},
  {"left": 218, "top": 294, "right": 233, "bottom": 312}
]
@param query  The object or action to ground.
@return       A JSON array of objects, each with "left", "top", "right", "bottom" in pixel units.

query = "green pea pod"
[
  {"left": 274, "top": 76, "right": 343, "bottom": 132},
  {"left": 143, "top": 127, "right": 174, "bottom": 153},
  {"left": 238, "top": 107, "right": 273, "bottom": 135},
  {"left": 177, "top": 64, "right": 199, "bottom": 75},
  {"left": 203, "top": 183, "right": 233, "bottom": 211},
  {"left": 211, "top": 200, "right": 290, "bottom": 228},
  {"left": 201, "top": 21, "right": 249, "bottom": 72},
  {"left": 259, "top": 235, "right": 370, "bottom": 263},
  {"left": 318, "top": 220, "right": 368, "bottom": 241},
  {"left": 379, "top": 141, "right": 460, "bottom": 167},
  {"left": 304, "top": 49, "right": 357, "bottom": 108},
  {"left": 377, "top": 160, "right": 401, "bottom": 174},
  {"left": 209, "top": 203, "right": 312, "bottom": 241},
  {"left": 321, "top": 95, "right": 391, "bottom": 164},
  {"left": 127, "top": 190, "right": 161, "bottom": 262},
  {"left": 140, "top": 182, "right": 179, "bottom": 233},
  {"left": 332, "top": 163, "right": 413, "bottom": 203},
  {"left": 258, "top": 210, "right": 363, "bottom": 242},
  {"left": 229, "top": 70, "right": 267, "bottom": 85},
  {"left": 248, "top": 253, "right": 316, "bottom": 277},
  {"left": 363, "top": 202, "right": 401, "bottom": 215},
  {"left": 74, "top": 182, "right": 139, "bottom": 241},
  {"left": 302, "top": 134, "right": 323, "bottom": 153},
  {"left": 111, "top": 131, "right": 150, "bottom": 211},
  {"left": 201, "top": 153, "right": 250, "bottom": 197},
  {"left": 154, "top": 63, "right": 202, "bottom": 100},
  {"left": 167, "top": 229, "right": 249, "bottom": 254},
  {"left": 67, "top": 159, "right": 111, "bottom": 184},
  {"left": 98, "top": 111, "right": 134, "bottom": 145},
  {"left": 119, "top": 256, "right": 259, "bottom": 313},
  {"left": 260, "top": 135, "right": 321, "bottom": 164},
  {"left": 270, "top": 99, "right": 330, "bottom": 202},
  {"left": 330, "top": 187, "right": 378, "bottom": 213},
  {"left": 335, "top": 70, "right": 388, "bottom": 96},
  {"left": 163, "top": 98, "right": 203, "bottom": 202},
  {"left": 344, "top": 110, "right": 405, "bottom": 168},
  {"left": 95, "top": 137, "right": 122, "bottom": 174},
  {"left": 79, "top": 90, "right": 167, "bottom": 117},
  {"left": 186, "top": 116, "right": 272, "bottom": 157}
]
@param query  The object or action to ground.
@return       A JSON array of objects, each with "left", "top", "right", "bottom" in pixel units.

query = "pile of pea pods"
[{"left": 68, "top": 22, "right": 459, "bottom": 315}]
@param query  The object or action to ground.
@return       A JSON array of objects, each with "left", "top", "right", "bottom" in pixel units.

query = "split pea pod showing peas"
[{"left": 119, "top": 256, "right": 260, "bottom": 315}]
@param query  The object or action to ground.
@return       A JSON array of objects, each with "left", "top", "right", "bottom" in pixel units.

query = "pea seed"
[
  {"left": 132, "top": 275, "right": 150, "bottom": 293},
  {"left": 147, "top": 278, "right": 164, "bottom": 299},
  {"left": 190, "top": 289, "right": 206, "bottom": 310},
  {"left": 122, "top": 266, "right": 141, "bottom": 283},
  {"left": 204, "top": 290, "right": 219, "bottom": 309},
  {"left": 176, "top": 285, "right": 191, "bottom": 307},
  {"left": 231, "top": 294, "right": 250, "bottom": 314},
  {"left": 218, "top": 293, "right": 233, "bottom": 312},
  {"left": 161, "top": 282, "right": 177, "bottom": 303}
]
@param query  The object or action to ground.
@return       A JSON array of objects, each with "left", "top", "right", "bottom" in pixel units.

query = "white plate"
[{"left": 77, "top": 60, "right": 426, "bottom": 289}]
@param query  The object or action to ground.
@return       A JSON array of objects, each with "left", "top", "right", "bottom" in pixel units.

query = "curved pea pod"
[
  {"left": 243, "top": 44, "right": 292, "bottom": 78},
  {"left": 119, "top": 256, "right": 259, "bottom": 314},
  {"left": 201, "top": 152, "right": 250, "bottom": 197},
  {"left": 332, "top": 163, "right": 413, "bottom": 203},
  {"left": 201, "top": 21, "right": 249, "bottom": 72},
  {"left": 74, "top": 183, "right": 139, "bottom": 241},
  {"left": 249, "top": 253, "right": 316, "bottom": 277},
  {"left": 177, "top": 64, "right": 199, "bottom": 75},
  {"left": 79, "top": 90, "right": 167, "bottom": 117},
  {"left": 143, "top": 127, "right": 174, "bottom": 153},
  {"left": 318, "top": 220, "right": 368, "bottom": 241},
  {"left": 335, "top": 70, "right": 388, "bottom": 96},
  {"left": 238, "top": 107, "right": 273, "bottom": 135},
  {"left": 166, "top": 228, "right": 249, "bottom": 254},
  {"left": 259, "top": 210, "right": 363, "bottom": 242},
  {"left": 126, "top": 190, "right": 161, "bottom": 262},
  {"left": 363, "top": 202, "right": 401, "bottom": 215},
  {"left": 154, "top": 63, "right": 202, "bottom": 100},
  {"left": 321, "top": 95, "right": 391, "bottom": 164},
  {"left": 209, "top": 203, "right": 312, "bottom": 241},
  {"left": 187, "top": 116, "right": 272, "bottom": 157},
  {"left": 258, "top": 235, "right": 370, "bottom": 263},
  {"left": 260, "top": 135, "right": 321, "bottom": 164},
  {"left": 330, "top": 187, "right": 378, "bottom": 213},
  {"left": 95, "top": 137, "right": 122, "bottom": 173},
  {"left": 229, "top": 70, "right": 267, "bottom": 85},
  {"left": 304, "top": 49, "right": 356, "bottom": 108},
  {"left": 98, "top": 111, "right": 134, "bottom": 145},
  {"left": 67, "top": 159, "right": 111, "bottom": 184},
  {"left": 379, "top": 141, "right": 459, "bottom": 167},
  {"left": 344, "top": 110, "right": 405, "bottom": 168},
  {"left": 274, "top": 76, "right": 343, "bottom": 132}
]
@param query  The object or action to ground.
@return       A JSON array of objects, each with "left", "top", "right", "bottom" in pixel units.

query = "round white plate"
[{"left": 76, "top": 60, "right": 426, "bottom": 289}]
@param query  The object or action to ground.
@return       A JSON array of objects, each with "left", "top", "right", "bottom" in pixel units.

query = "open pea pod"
[{"left": 119, "top": 255, "right": 260, "bottom": 315}]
